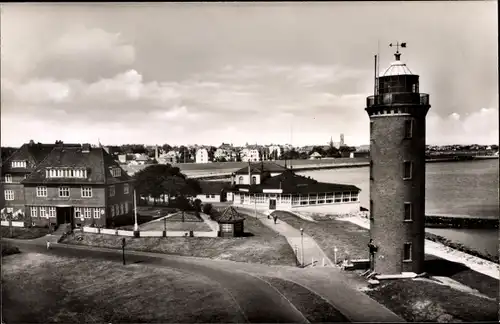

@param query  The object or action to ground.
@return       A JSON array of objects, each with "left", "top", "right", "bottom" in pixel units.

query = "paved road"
[{"left": 3, "top": 238, "right": 404, "bottom": 323}]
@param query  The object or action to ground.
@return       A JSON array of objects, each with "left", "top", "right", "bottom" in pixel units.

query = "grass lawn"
[
  {"left": 0, "top": 226, "right": 50, "bottom": 239},
  {"left": 1, "top": 253, "right": 245, "bottom": 323},
  {"left": 63, "top": 217, "right": 296, "bottom": 266},
  {"left": 262, "top": 277, "right": 349, "bottom": 323},
  {"left": 271, "top": 210, "right": 370, "bottom": 262},
  {"left": 140, "top": 220, "right": 211, "bottom": 232},
  {"left": 366, "top": 278, "right": 498, "bottom": 322},
  {"left": 1, "top": 242, "right": 20, "bottom": 257}
]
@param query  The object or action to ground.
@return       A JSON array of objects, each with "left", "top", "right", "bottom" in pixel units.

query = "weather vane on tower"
[{"left": 389, "top": 41, "right": 407, "bottom": 60}]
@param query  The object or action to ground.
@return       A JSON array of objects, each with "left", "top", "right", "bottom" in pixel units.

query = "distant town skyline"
[{"left": 1, "top": 2, "right": 498, "bottom": 147}]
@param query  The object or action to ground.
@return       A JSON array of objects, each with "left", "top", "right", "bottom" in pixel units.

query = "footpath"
[
  {"left": 3, "top": 235, "right": 403, "bottom": 323},
  {"left": 237, "top": 207, "right": 334, "bottom": 267}
]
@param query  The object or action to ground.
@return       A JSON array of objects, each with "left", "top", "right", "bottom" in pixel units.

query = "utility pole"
[
  {"left": 300, "top": 228, "right": 304, "bottom": 267},
  {"left": 122, "top": 237, "right": 126, "bottom": 265},
  {"left": 133, "top": 189, "right": 139, "bottom": 232}
]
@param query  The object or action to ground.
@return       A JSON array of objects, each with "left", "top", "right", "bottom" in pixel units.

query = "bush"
[
  {"left": 194, "top": 199, "right": 202, "bottom": 212},
  {"left": 202, "top": 203, "right": 213, "bottom": 215},
  {"left": 2, "top": 243, "right": 20, "bottom": 257}
]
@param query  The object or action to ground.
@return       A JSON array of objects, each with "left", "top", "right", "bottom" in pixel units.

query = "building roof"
[
  {"left": 2, "top": 142, "right": 80, "bottom": 174},
  {"left": 21, "top": 146, "right": 132, "bottom": 185},
  {"left": 217, "top": 206, "right": 245, "bottom": 223},
  {"left": 233, "top": 162, "right": 287, "bottom": 175},
  {"left": 198, "top": 181, "right": 231, "bottom": 194},
  {"left": 234, "top": 169, "right": 360, "bottom": 194},
  {"left": 381, "top": 60, "right": 413, "bottom": 77}
]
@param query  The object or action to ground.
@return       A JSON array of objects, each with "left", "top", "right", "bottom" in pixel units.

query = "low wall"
[
  {"left": 100, "top": 228, "right": 118, "bottom": 235},
  {"left": 117, "top": 230, "right": 135, "bottom": 237},
  {"left": 425, "top": 215, "right": 499, "bottom": 229},
  {"left": 1, "top": 221, "right": 25, "bottom": 227},
  {"left": 140, "top": 231, "right": 164, "bottom": 237},
  {"left": 83, "top": 227, "right": 99, "bottom": 234}
]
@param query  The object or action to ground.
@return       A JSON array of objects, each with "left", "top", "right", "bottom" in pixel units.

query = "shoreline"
[{"left": 336, "top": 214, "right": 499, "bottom": 280}]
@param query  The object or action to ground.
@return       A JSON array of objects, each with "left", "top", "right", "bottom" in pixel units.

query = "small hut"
[{"left": 217, "top": 206, "right": 245, "bottom": 237}]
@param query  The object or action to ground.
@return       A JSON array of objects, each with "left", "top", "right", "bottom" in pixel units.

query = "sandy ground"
[{"left": 337, "top": 215, "right": 500, "bottom": 280}]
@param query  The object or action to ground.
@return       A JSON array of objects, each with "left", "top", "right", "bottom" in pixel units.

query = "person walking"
[
  {"left": 46, "top": 240, "right": 51, "bottom": 250},
  {"left": 273, "top": 214, "right": 278, "bottom": 224}
]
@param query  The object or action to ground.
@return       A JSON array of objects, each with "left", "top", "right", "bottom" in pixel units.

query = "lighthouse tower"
[{"left": 365, "top": 43, "right": 431, "bottom": 275}]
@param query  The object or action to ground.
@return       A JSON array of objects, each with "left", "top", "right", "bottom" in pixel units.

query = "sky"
[{"left": 1, "top": 2, "right": 498, "bottom": 147}]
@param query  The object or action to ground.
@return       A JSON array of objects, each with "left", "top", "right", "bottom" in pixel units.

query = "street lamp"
[
  {"left": 300, "top": 227, "right": 304, "bottom": 267},
  {"left": 133, "top": 189, "right": 139, "bottom": 232}
]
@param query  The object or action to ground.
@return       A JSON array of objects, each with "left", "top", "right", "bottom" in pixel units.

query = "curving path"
[{"left": 3, "top": 237, "right": 403, "bottom": 323}]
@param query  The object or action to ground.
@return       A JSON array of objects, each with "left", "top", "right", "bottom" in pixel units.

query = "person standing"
[{"left": 273, "top": 214, "right": 278, "bottom": 224}]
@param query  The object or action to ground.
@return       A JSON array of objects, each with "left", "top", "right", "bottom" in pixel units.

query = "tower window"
[
  {"left": 403, "top": 243, "right": 412, "bottom": 261},
  {"left": 369, "top": 200, "right": 374, "bottom": 220},
  {"left": 404, "top": 202, "right": 413, "bottom": 221},
  {"left": 369, "top": 160, "right": 374, "bottom": 180},
  {"left": 404, "top": 119, "right": 413, "bottom": 138},
  {"left": 412, "top": 84, "right": 418, "bottom": 93},
  {"left": 251, "top": 176, "right": 257, "bottom": 185},
  {"left": 403, "top": 161, "right": 413, "bottom": 180}
]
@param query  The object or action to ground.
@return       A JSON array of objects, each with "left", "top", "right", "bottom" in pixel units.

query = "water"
[{"left": 298, "top": 159, "right": 499, "bottom": 259}]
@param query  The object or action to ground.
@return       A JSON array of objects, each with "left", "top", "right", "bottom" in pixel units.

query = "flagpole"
[{"left": 133, "top": 189, "right": 139, "bottom": 232}]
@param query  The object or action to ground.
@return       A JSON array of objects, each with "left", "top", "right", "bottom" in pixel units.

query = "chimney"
[
  {"left": 82, "top": 143, "right": 91, "bottom": 153},
  {"left": 29, "top": 140, "right": 35, "bottom": 146}
]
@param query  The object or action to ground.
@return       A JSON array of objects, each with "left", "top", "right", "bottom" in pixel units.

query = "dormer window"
[
  {"left": 46, "top": 168, "right": 87, "bottom": 178},
  {"left": 111, "top": 167, "right": 121, "bottom": 177},
  {"left": 11, "top": 161, "right": 27, "bottom": 168}
]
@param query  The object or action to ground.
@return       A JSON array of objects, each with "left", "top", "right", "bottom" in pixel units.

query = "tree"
[
  {"left": 282, "top": 148, "right": 300, "bottom": 160},
  {"left": 162, "top": 144, "right": 172, "bottom": 153},
  {"left": 134, "top": 164, "right": 187, "bottom": 205},
  {"left": 309, "top": 146, "right": 326, "bottom": 157}
]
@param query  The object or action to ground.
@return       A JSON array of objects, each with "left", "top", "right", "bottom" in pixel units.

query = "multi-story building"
[
  {"left": 365, "top": 44, "right": 430, "bottom": 275},
  {"left": 268, "top": 145, "right": 282, "bottom": 160},
  {"left": 240, "top": 147, "right": 260, "bottom": 162},
  {"left": 196, "top": 148, "right": 210, "bottom": 163},
  {"left": 1, "top": 141, "right": 80, "bottom": 219},
  {"left": 2, "top": 142, "right": 133, "bottom": 228}
]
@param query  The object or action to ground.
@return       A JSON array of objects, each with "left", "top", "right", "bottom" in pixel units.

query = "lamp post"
[
  {"left": 133, "top": 189, "right": 139, "bottom": 232},
  {"left": 300, "top": 227, "right": 304, "bottom": 267},
  {"left": 122, "top": 237, "right": 126, "bottom": 265}
]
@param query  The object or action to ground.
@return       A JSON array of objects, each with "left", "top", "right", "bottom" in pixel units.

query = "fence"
[
  {"left": 82, "top": 226, "right": 217, "bottom": 238},
  {"left": 1, "top": 221, "right": 25, "bottom": 227}
]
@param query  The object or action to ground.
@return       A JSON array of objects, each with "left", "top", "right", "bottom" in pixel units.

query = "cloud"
[{"left": 427, "top": 108, "right": 498, "bottom": 145}]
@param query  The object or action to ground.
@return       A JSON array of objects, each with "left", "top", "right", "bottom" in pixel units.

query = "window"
[
  {"left": 93, "top": 208, "right": 101, "bottom": 219},
  {"left": 84, "top": 208, "right": 92, "bottom": 218},
  {"left": 403, "top": 161, "right": 413, "bottom": 180},
  {"left": 48, "top": 207, "right": 56, "bottom": 218},
  {"left": 404, "top": 120, "right": 413, "bottom": 139},
  {"left": 4, "top": 190, "right": 14, "bottom": 200},
  {"left": 350, "top": 192, "right": 358, "bottom": 202},
  {"left": 11, "top": 161, "right": 26, "bottom": 168},
  {"left": 404, "top": 202, "right": 413, "bottom": 221},
  {"left": 251, "top": 176, "right": 257, "bottom": 185},
  {"left": 81, "top": 186, "right": 92, "bottom": 198},
  {"left": 342, "top": 192, "right": 350, "bottom": 202},
  {"left": 119, "top": 204, "right": 124, "bottom": 215},
  {"left": 334, "top": 192, "right": 342, "bottom": 203},
  {"left": 115, "top": 205, "right": 119, "bottom": 216},
  {"left": 111, "top": 206, "right": 115, "bottom": 217},
  {"left": 370, "top": 200, "right": 374, "bottom": 220},
  {"left": 124, "top": 183, "right": 129, "bottom": 195},
  {"left": 124, "top": 203, "right": 129, "bottom": 214},
  {"left": 59, "top": 186, "right": 70, "bottom": 197},
  {"left": 403, "top": 243, "right": 412, "bottom": 261},
  {"left": 111, "top": 168, "right": 121, "bottom": 177},
  {"left": 5, "top": 174, "right": 12, "bottom": 183},
  {"left": 109, "top": 185, "right": 115, "bottom": 197},
  {"left": 31, "top": 207, "right": 37, "bottom": 218},
  {"left": 47, "top": 168, "right": 87, "bottom": 178},
  {"left": 39, "top": 207, "right": 47, "bottom": 218},
  {"left": 369, "top": 160, "right": 374, "bottom": 180},
  {"left": 221, "top": 223, "right": 232, "bottom": 232},
  {"left": 238, "top": 176, "right": 243, "bottom": 184},
  {"left": 74, "top": 207, "right": 82, "bottom": 219},
  {"left": 211, "top": 194, "right": 215, "bottom": 198},
  {"left": 6, "top": 207, "right": 13, "bottom": 213},
  {"left": 412, "top": 84, "right": 418, "bottom": 93},
  {"left": 36, "top": 186, "right": 47, "bottom": 197}
]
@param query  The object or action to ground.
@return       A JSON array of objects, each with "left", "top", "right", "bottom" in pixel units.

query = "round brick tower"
[{"left": 365, "top": 44, "right": 431, "bottom": 275}]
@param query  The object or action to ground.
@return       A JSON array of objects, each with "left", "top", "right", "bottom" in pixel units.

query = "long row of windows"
[
  {"left": 11, "top": 161, "right": 27, "bottom": 168},
  {"left": 30, "top": 206, "right": 57, "bottom": 218},
  {"left": 238, "top": 192, "right": 359, "bottom": 205},
  {"left": 46, "top": 168, "right": 88, "bottom": 178}
]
